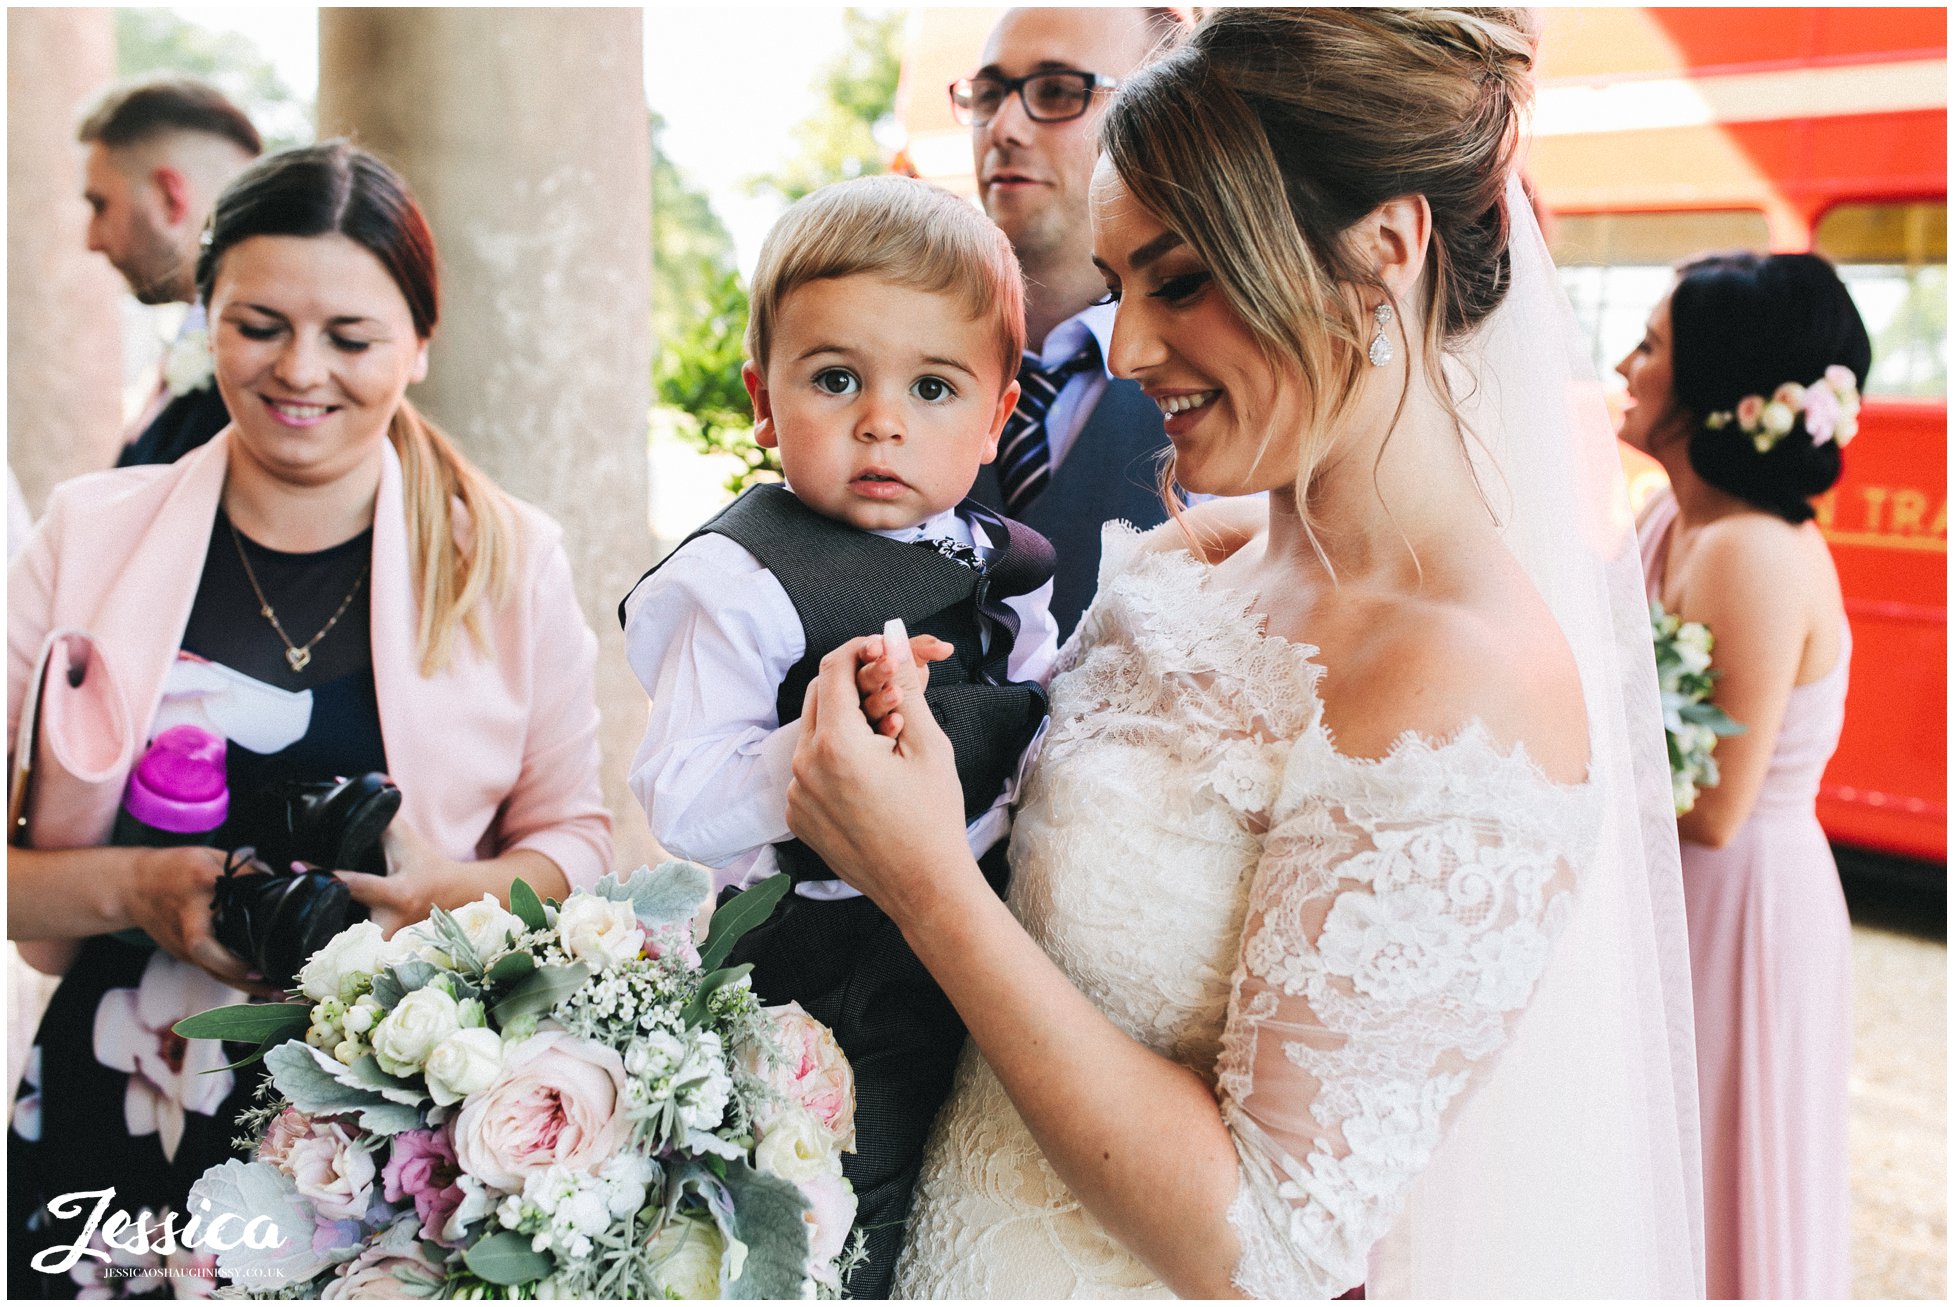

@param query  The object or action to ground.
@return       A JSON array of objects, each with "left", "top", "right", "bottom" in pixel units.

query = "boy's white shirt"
[{"left": 622, "top": 501, "right": 1059, "bottom": 900}]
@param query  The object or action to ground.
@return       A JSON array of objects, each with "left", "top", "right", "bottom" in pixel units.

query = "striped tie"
[{"left": 996, "top": 339, "right": 1101, "bottom": 515}]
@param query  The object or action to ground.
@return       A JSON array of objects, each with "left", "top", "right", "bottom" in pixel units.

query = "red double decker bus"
[{"left": 1531, "top": 7, "right": 1946, "bottom": 863}]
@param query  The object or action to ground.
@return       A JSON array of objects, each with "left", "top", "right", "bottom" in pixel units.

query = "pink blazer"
[{"left": 7, "top": 430, "right": 612, "bottom": 890}]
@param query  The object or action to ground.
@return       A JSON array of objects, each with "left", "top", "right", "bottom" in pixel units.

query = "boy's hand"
[{"left": 857, "top": 625, "right": 954, "bottom": 738}]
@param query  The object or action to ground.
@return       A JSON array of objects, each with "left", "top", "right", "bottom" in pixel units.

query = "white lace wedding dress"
[{"left": 892, "top": 524, "right": 1600, "bottom": 1299}]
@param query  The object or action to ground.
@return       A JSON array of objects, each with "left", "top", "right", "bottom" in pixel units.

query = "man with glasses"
[{"left": 954, "top": 7, "right": 1186, "bottom": 642}]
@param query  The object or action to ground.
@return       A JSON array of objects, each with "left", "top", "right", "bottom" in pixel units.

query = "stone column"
[
  {"left": 7, "top": 6, "right": 119, "bottom": 1100},
  {"left": 318, "top": 8, "right": 656, "bottom": 867},
  {"left": 8, "top": 7, "right": 125, "bottom": 510}
]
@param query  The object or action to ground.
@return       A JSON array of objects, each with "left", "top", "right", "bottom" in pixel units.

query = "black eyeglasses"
[{"left": 948, "top": 71, "right": 1119, "bottom": 127}]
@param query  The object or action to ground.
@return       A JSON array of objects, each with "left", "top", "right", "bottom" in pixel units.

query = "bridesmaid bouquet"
[
  {"left": 1651, "top": 601, "right": 1745, "bottom": 814},
  {"left": 173, "top": 864, "right": 863, "bottom": 1299}
]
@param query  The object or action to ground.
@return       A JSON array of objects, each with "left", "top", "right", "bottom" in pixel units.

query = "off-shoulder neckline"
[{"left": 1102, "top": 520, "right": 1597, "bottom": 796}]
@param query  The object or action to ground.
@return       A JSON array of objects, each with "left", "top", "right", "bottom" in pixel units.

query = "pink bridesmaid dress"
[{"left": 1640, "top": 492, "right": 1854, "bottom": 1299}]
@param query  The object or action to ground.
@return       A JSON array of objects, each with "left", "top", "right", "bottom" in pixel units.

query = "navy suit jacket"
[
  {"left": 972, "top": 375, "right": 1171, "bottom": 642},
  {"left": 116, "top": 383, "right": 229, "bottom": 468}
]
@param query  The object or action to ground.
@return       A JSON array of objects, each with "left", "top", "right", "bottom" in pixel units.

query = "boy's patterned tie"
[{"left": 997, "top": 339, "right": 1101, "bottom": 515}]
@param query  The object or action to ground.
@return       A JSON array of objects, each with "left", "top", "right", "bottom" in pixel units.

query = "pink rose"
[
  {"left": 799, "top": 1168, "right": 858, "bottom": 1278},
  {"left": 1804, "top": 382, "right": 1841, "bottom": 444},
  {"left": 745, "top": 1003, "right": 856, "bottom": 1151},
  {"left": 644, "top": 921, "right": 701, "bottom": 969},
  {"left": 256, "top": 1106, "right": 314, "bottom": 1172},
  {"left": 381, "top": 1124, "right": 467, "bottom": 1244},
  {"left": 452, "top": 1031, "right": 627, "bottom": 1191},
  {"left": 1735, "top": 394, "right": 1765, "bottom": 430},
  {"left": 286, "top": 1120, "right": 377, "bottom": 1222}
]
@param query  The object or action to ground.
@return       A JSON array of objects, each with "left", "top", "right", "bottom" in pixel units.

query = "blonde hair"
[
  {"left": 1099, "top": 8, "right": 1536, "bottom": 523},
  {"left": 744, "top": 175, "right": 1025, "bottom": 391},
  {"left": 388, "top": 400, "right": 516, "bottom": 676}
]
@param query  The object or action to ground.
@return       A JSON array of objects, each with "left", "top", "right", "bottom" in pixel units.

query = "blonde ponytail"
[{"left": 388, "top": 398, "right": 517, "bottom": 676}]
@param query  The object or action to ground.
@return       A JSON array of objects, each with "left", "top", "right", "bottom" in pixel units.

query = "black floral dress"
[{"left": 9, "top": 511, "right": 385, "bottom": 1298}]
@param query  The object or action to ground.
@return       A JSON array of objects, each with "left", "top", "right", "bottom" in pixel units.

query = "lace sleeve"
[{"left": 1215, "top": 734, "right": 1589, "bottom": 1298}]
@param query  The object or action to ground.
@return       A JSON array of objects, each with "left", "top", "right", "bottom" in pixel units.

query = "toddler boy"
[{"left": 619, "top": 176, "right": 1056, "bottom": 1297}]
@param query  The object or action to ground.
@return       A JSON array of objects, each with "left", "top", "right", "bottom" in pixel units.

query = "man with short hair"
[
  {"left": 78, "top": 76, "right": 261, "bottom": 466},
  {"left": 960, "top": 7, "right": 1185, "bottom": 641}
]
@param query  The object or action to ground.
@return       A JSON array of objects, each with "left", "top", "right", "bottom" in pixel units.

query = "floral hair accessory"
[{"left": 1703, "top": 365, "right": 1861, "bottom": 454}]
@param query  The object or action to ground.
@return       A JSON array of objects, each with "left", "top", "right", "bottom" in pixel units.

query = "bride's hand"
[{"left": 789, "top": 634, "right": 973, "bottom": 922}]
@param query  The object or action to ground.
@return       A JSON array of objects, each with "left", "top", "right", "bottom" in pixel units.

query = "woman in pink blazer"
[{"left": 6, "top": 143, "right": 610, "bottom": 1293}]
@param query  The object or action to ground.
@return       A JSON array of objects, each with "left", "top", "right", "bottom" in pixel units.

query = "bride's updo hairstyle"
[
  {"left": 1099, "top": 7, "right": 1535, "bottom": 496},
  {"left": 197, "top": 141, "right": 517, "bottom": 675},
  {"left": 1668, "top": 251, "right": 1870, "bottom": 523}
]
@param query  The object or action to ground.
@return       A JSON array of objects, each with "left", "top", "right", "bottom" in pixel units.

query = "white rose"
[
  {"left": 555, "top": 896, "right": 645, "bottom": 970},
  {"left": 371, "top": 986, "right": 463, "bottom": 1077},
  {"left": 1674, "top": 638, "right": 1712, "bottom": 678},
  {"left": 425, "top": 1027, "right": 505, "bottom": 1106},
  {"left": 298, "top": 920, "right": 388, "bottom": 1003},
  {"left": 754, "top": 1107, "right": 839, "bottom": 1183},
  {"left": 645, "top": 1213, "right": 732, "bottom": 1298},
  {"left": 1761, "top": 400, "right": 1796, "bottom": 437},
  {"left": 448, "top": 894, "right": 524, "bottom": 962},
  {"left": 798, "top": 1168, "right": 857, "bottom": 1281},
  {"left": 381, "top": 921, "right": 450, "bottom": 969}
]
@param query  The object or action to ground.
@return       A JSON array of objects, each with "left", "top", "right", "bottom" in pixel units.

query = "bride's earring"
[{"left": 1368, "top": 302, "right": 1396, "bottom": 367}]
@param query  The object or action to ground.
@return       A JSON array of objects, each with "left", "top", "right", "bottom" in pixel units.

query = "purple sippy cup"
[{"left": 115, "top": 724, "right": 229, "bottom": 844}]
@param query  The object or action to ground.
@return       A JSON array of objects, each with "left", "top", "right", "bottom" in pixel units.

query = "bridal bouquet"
[
  {"left": 174, "top": 864, "right": 862, "bottom": 1299},
  {"left": 1652, "top": 601, "right": 1745, "bottom": 814}
]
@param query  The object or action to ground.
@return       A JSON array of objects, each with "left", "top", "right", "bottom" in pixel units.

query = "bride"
[{"left": 788, "top": 9, "right": 1703, "bottom": 1297}]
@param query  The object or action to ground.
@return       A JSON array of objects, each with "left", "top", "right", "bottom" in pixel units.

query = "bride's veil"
[{"left": 1368, "top": 175, "right": 1706, "bottom": 1296}]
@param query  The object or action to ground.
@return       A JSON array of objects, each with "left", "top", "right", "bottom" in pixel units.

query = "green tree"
[
  {"left": 748, "top": 8, "right": 905, "bottom": 205},
  {"left": 651, "top": 109, "right": 737, "bottom": 352},
  {"left": 651, "top": 112, "right": 776, "bottom": 493},
  {"left": 114, "top": 10, "right": 312, "bottom": 153},
  {"left": 658, "top": 11, "right": 906, "bottom": 495}
]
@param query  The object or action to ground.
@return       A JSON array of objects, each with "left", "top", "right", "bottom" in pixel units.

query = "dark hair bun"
[{"left": 1668, "top": 252, "right": 1871, "bottom": 523}]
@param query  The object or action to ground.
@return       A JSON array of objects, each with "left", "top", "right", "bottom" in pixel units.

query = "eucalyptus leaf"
[
  {"left": 592, "top": 861, "right": 713, "bottom": 932},
  {"left": 188, "top": 1160, "right": 337, "bottom": 1285},
  {"left": 485, "top": 950, "right": 537, "bottom": 985},
  {"left": 428, "top": 905, "right": 485, "bottom": 974},
  {"left": 464, "top": 1231, "right": 556, "bottom": 1286},
  {"left": 340, "top": 1054, "right": 430, "bottom": 1107},
  {"left": 490, "top": 961, "right": 591, "bottom": 1026},
  {"left": 371, "top": 959, "right": 441, "bottom": 1011},
  {"left": 680, "top": 964, "right": 753, "bottom": 1029},
  {"left": 509, "top": 877, "right": 548, "bottom": 933},
  {"left": 263, "top": 1041, "right": 422, "bottom": 1134},
  {"left": 208, "top": 1030, "right": 303, "bottom": 1075},
  {"left": 174, "top": 1001, "right": 312, "bottom": 1045},
  {"left": 717, "top": 1159, "right": 815, "bottom": 1299},
  {"left": 698, "top": 874, "right": 788, "bottom": 972}
]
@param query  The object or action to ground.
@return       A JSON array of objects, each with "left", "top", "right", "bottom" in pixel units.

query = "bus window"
[
  {"left": 1550, "top": 210, "right": 1773, "bottom": 381},
  {"left": 1814, "top": 201, "right": 1947, "bottom": 399}
]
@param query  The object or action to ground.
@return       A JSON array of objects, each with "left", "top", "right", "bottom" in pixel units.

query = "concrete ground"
[{"left": 1845, "top": 866, "right": 1946, "bottom": 1300}]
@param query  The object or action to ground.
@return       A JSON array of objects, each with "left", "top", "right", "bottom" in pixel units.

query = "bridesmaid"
[{"left": 1617, "top": 251, "right": 1870, "bottom": 1299}]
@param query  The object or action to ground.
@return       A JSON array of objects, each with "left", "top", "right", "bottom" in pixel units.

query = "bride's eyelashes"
[
  {"left": 1148, "top": 270, "right": 1212, "bottom": 305},
  {"left": 1092, "top": 269, "right": 1211, "bottom": 308}
]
